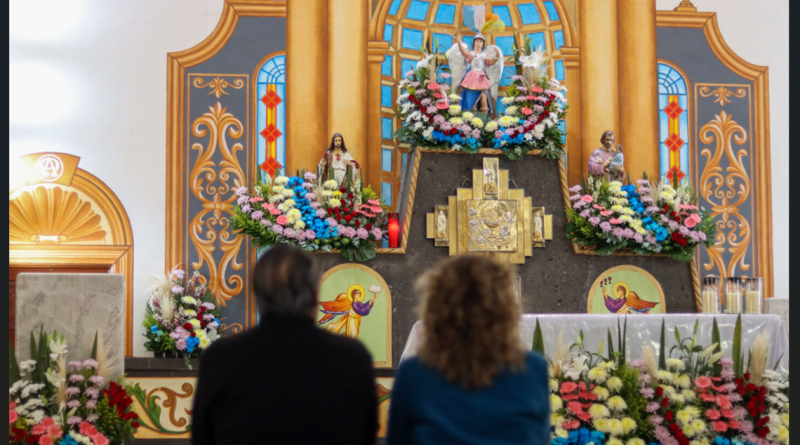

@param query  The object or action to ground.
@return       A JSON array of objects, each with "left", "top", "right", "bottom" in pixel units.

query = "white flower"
[
  {"left": 564, "top": 355, "right": 588, "bottom": 380},
  {"left": 498, "top": 115, "right": 516, "bottom": 127},
  {"left": 519, "top": 53, "right": 542, "bottom": 68},
  {"left": 422, "top": 126, "right": 434, "bottom": 140},
  {"left": 49, "top": 337, "right": 68, "bottom": 359},
  {"left": 485, "top": 121, "right": 499, "bottom": 132},
  {"left": 451, "top": 144, "right": 462, "bottom": 151},
  {"left": 448, "top": 105, "right": 461, "bottom": 115},
  {"left": 448, "top": 93, "right": 461, "bottom": 101},
  {"left": 396, "top": 92, "right": 410, "bottom": 104},
  {"left": 274, "top": 176, "right": 289, "bottom": 185},
  {"left": 471, "top": 118, "right": 484, "bottom": 128},
  {"left": 504, "top": 105, "right": 518, "bottom": 115},
  {"left": 449, "top": 117, "right": 464, "bottom": 125},
  {"left": 501, "top": 97, "right": 514, "bottom": 105},
  {"left": 413, "top": 121, "right": 424, "bottom": 131},
  {"left": 18, "top": 360, "right": 37, "bottom": 373},
  {"left": 324, "top": 180, "right": 338, "bottom": 190},
  {"left": 524, "top": 132, "right": 534, "bottom": 141},
  {"left": 416, "top": 54, "right": 433, "bottom": 69},
  {"left": 666, "top": 358, "right": 686, "bottom": 371}
]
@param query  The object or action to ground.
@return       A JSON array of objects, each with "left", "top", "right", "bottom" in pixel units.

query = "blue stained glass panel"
[
  {"left": 256, "top": 55, "right": 287, "bottom": 179},
  {"left": 657, "top": 62, "right": 691, "bottom": 178},
  {"left": 434, "top": 4, "right": 456, "bottom": 24},
  {"left": 553, "top": 30, "right": 564, "bottom": 50},
  {"left": 382, "top": 55, "right": 393, "bottom": 77},
  {"left": 543, "top": 1, "right": 560, "bottom": 21},
  {"left": 527, "top": 32, "right": 546, "bottom": 52},
  {"left": 557, "top": 119, "right": 566, "bottom": 144},
  {"left": 382, "top": 149, "right": 393, "bottom": 172},
  {"left": 382, "top": 117, "right": 393, "bottom": 140},
  {"left": 432, "top": 33, "right": 453, "bottom": 52},
  {"left": 388, "top": 0, "right": 402, "bottom": 15},
  {"left": 406, "top": 1, "right": 431, "bottom": 21},
  {"left": 462, "top": 36, "right": 474, "bottom": 49},
  {"left": 402, "top": 28, "right": 424, "bottom": 50},
  {"left": 383, "top": 24, "right": 394, "bottom": 44},
  {"left": 492, "top": 6, "right": 513, "bottom": 26},
  {"left": 401, "top": 58, "right": 417, "bottom": 78},
  {"left": 495, "top": 36, "right": 515, "bottom": 58},
  {"left": 499, "top": 66, "right": 516, "bottom": 87},
  {"left": 381, "top": 85, "right": 393, "bottom": 108},
  {"left": 517, "top": 4, "right": 542, "bottom": 25},
  {"left": 382, "top": 182, "right": 393, "bottom": 206},
  {"left": 555, "top": 60, "right": 565, "bottom": 81}
]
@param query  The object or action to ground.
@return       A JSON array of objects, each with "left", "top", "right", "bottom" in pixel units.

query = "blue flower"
[
  {"left": 150, "top": 326, "right": 163, "bottom": 336},
  {"left": 288, "top": 177, "right": 303, "bottom": 187},
  {"left": 186, "top": 336, "right": 200, "bottom": 353},
  {"left": 60, "top": 435, "right": 79, "bottom": 445}
]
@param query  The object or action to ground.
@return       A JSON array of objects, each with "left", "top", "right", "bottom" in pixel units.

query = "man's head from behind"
[{"left": 253, "top": 244, "right": 320, "bottom": 318}]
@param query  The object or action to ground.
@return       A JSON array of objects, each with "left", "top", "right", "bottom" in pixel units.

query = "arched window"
[
  {"left": 380, "top": 0, "right": 569, "bottom": 209},
  {"left": 657, "top": 62, "right": 690, "bottom": 183},
  {"left": 256, "top": 54, "right": 286, "bottom": 180}
]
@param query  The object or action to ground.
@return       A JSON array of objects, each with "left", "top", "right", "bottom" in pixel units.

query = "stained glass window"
[
  {"left": 434, "top": 3, "right": 456, "bottom": 24},
  {"left": 256, "top": 54, "right": 286, "bottom": 180},
  {"left": 657, "top": 63, "right": 690, "bottom": 182}
]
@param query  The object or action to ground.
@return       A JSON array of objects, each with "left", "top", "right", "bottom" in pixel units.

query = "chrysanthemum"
[
  {"left": 621, "top": 417, "right": 637, "bottom": 433},
  {"left": 691, "top": 419, "right": 706, "bottom": 433},
  {"left": 588, "top": 367, "right": 608, "bottom": 383},
  {"left": 549, "top": 379, "right": 558, "bottom": 392},
  {"left": 606, "top": 376, "right": 623, "bottom": 392},
  {"left": 627, "top": 438, "right": 645, "bottom": 445},
  {"left": 592, "top": 386, "right": 610, "bottom": 400},
  {"left": 684, "top": 406, "right": 700, "bottom": 418},
  {"left": 676, "top": 409, "right": 693, "bottom": 425},
  {"left": 555, "top": 428, "right": 568, "bottom": 438},
  {"left": 675, "top": 374, "right": 692, "bottom": 389},
  {"left": 593, "top": 419, "right": 609, "bottom": 433},
  {"left": 656, "top": 371, "right": 673, "bottom": 383},
  {"left": 550, "top": 394, "right": 563, "bottom": 412},
  {"left": 608, "top": 438, "right": 623, "bottom": 445},
  {"left": 666, "top": 358, "right": 685, "bottom": 371},
  {"left": 608, "top": 419, "right": 624, "bottom": 436},
  {"left": 589, "top": 404, "right": 610, "bottom": 418},
  {"left": 551, "top": 413, "right": 564, "bottom": 426},
  {"left": 607, "top": 396, "right": 627, "bottom": 411},
  {"left": 683, "top": 424, "right": 696, "bottom": 437}
]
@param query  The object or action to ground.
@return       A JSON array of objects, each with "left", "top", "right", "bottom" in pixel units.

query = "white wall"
[{"left": 9, "top": 0, "right": 788, "bottom": 356}]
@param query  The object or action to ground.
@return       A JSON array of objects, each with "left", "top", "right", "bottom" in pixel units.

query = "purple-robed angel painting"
[{"left": 317, "top": 284, "right": 381, "bottom": 339}]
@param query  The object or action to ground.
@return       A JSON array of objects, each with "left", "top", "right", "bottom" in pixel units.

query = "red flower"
[
  {"left": 750, "top": 411, "right": 758, "bottom": 418},
  {"left": 735, "top": 378, "right": 743, "bottom": 386},
  {"left": 680, "top": 438, "right": 689, "bottom": 445},
  {"left": 756, "top": 419, "right": 764, "bottom": 428},
  {"left": 354, "top": 221, "right": 360, "bottom": 228},
  {"left": 26, "top": 436, "right": 35, "bottom": 445},
  {"left": 760, "top": 386, "right": 767, "bottom": 395},
  {"left": 758, "top": 405, "right": 765, "bottom": 413},
  {"left": 365, "top": 223, "right": 372, "bottom": 230},
  {"left": 190, "top": 331, "right": 196, "bottom": 337},
  {"left": 200, "top": 320, "right": 206, "bottom": 328},
  {"left": 675, "top": 430, "right": 684, "bottom": 439},
  {"left": 343, "top": 208, "right": 350, "bottom": 213},
  {"left": 666, "top": 411, "right": 674, "bottom": 421},
  {"left": 327, "top": 208, "right": 334, "bottom": 215},
  {"left": 669, "top": 424, "right": 679, "bottom": 432},
  {"left": 183, "top": 323, "right": 192, "bottom": 330},
  {"left": 335, "top": 214, "right": 342, "bottom": 221},
  {"left": 344, "top": 215, "right": 352, "bottom": 222},
  {"left": 746, "top": 383, "right": 756, "bottom": 392},
  {"left": 132, "top": 421, "right": 140, "bottom": 429},
  {"left": 739, "top": 388, "right": 746, "bottom": 396},
  {"left": 758, "top": 428, "right": 769, "bottom": 438},
  {"left": 347, "top": 193, "right": 354, "bottom": 199},
  {"left": 199, "top": 306, "right": 206, "bottom": 313},
  {"left": 662, "top": 398, "right": 670, "bottom": 407},
  {"left": 656, "top": 387, "right": 664, "bottom": 396},
  {"left": 744, "top": 373, "right": 751, "bottom": 381},
  {"left": 747, "top": 402, "right": 756, "bottom": 411},
  {"left": 409, "top": 95, "right": 416, "bottom": 102}
]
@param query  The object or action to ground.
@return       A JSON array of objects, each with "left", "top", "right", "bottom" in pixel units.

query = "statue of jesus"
[{"left": 319, "top": 133, "right": 359, "bottom": 187}]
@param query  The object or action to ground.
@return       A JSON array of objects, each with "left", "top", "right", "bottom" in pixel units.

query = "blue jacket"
[{"left": 388, "top": 351, "right": 551, "bottom": 445}]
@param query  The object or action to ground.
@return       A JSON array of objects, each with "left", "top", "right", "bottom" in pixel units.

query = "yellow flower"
[
  {"left": 294, "top": 220, "right": 306, "bottom": 229},
  {"left": 608, "top": 439, "right": 623, "bottom": 445},
  {"left": 776, "top": 425, "right": 789, "bottom": 444},
  {"left": 661, "top": 385, "right": 676, "bottom": 396},
  {"left": 551, "top": 414, "right": 564, "bottom": 426},
  {"left": 676, "top": 374, "right": 692, "bottom": 389},
  {"left": 607, "top": 396, "right": 627, "bottom": 411},
  {"left": 550, "top": 394, "right": 563, "bottom": 412},
  {"left": 600, "top": 361, "right": 618, "bottom": 371},
  {"left": 588, "top": 367, "right": 608, "bottom": 383},
  {"left": 324, "top": 179, "right": 338, "bottom": 189},
  {"left": 331, "top": 191, "right": 343, "bottom": 198},
  {"left": 608, "top": 419, "right": 624, "bottom": 436},
  {"left": 610, "top": 205, "right": 624, "bottom": 212},
  {"left": 592, "top": 386, "right": 610, "bottom": 401},
  {"left": 622, "top": 208, "right": 635, "bottom": 215},
  {"left": 673, "top": 394, "right": 686, "bottom": 404},
  {"left": 780, "top": 413, "right": 789, "bottom": 427},
  {"left": 667, "top": 359, "right": 685, "bottom": 370},
  {"left": 635, "top": 227, "right": 648, "bottom": 235},
  {"left": 627, "top": 439, "right": 646, "bottom": 445},
  {"left": 555, "top": 428, "right": 568, "bottom": 438},
  {"left": 657, "top": 371, "right": 673, "bottom": 383},
  {"left": 676, "top": 409, "right": 693, "bottom": 425},
  {"left": 593, "top": 419, "right": 609, "bottom": 433},
  {"left": 691, "top": 439, "right": 710, "bottom": 445},
  {"left": 182, "top": 296, "right": 198, "bottom": 306},
  {"left": 274, "top": 176, "right": 289, "bottom": 185},
  {"left": 589, "top": 404, "right": 610, "bottom": 419},
  {"left": 471, "top": 117, "right": 484, "bottom": 128},
  {"left": 449, "top": 117, "right": 464, "bottom": 125},
  {"left": 271, "top": 185, "right": 285, "bottom": 193},
  {"left": 448, "top": 105, "right": 461, "bottom": 115},
  {"left": 606, "top": 376, "right": 623, "bottom": 393},
  {"left": 690, "top": 419, "right": 706, "bottom": 433},
  {"left": 189, "top": 319, "right": 201, "bottom": 328},
  {"left": 621, "top": 417, "right": 637, "bottom": 434},
  {"left": 287, "top": 209, "right": 302, "bottom": 219},
  {"left": 329, "top": 198, "right": 341, "bottom": 207},
  {"left": 184, "top": 310, "right": 197, "bottom": 317},
  {"left": 549, "top": 378, "right": 558, "bottom": 392},
  {"left": 194, "top": 329, "right": 206, "bottom": 339},
  {"left": 485, "top": 121, "right": 499, "bottom": 132},
  {"left": 199, "top": 337, "right": 211, "bottom": 348},
  {"left": 684, "top": 406, "right": 700, "bottom": 418},
  {"left": 683, "top": 425, "right": 696, "bottom": 438},
  {"left": 462, "top": 111, "right": 474, "bottom": 121}
]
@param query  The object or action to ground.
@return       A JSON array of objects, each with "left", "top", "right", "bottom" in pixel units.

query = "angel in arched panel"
[{"left": 447, "top": 7, "right": 504, "bottom": 117}]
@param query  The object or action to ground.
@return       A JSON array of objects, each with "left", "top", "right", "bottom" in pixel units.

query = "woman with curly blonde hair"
[{"left": 387, "top": 255, "right": 550, "bottom": 445}]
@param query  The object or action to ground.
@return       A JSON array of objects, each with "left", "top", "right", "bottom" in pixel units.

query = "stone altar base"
[
  {"left": 15, "top": 273, "right": 125, "bottom": 376},
  {"left": 315, "top": 151, "right": 698, "bottom": 367}
]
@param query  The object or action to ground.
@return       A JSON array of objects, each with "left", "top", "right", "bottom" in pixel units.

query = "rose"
[{"left": 684, "top": 213, "right": 702, "bottom": 228}]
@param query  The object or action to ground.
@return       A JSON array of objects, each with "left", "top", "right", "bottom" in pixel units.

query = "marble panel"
[
  {"left": 765, "top": 298, "right": 789, "bottom": 339},
  {"left": 15, "top": 273, "right": 125, "bottom": 375}
]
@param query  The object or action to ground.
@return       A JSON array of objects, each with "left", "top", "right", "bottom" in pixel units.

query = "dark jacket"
[{"left": 191, "top": 313, "right": 378, "bottom": 445}]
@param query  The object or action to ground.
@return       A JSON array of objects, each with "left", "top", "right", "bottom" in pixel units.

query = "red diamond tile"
[
  {"left": 665, "top": 133, "right": 684, "bottom": 151},
  {"left": 666, "top": 167, "right": 685, "bottom": 182},
  {"left": 260, "top": 90, "right": 283, "bottom": 109},
  {"left": 664, "top": 101, "right": 684, "bottom": 119},
  {"left": 260, "top": 156, "right": 283, "bottom": 177},
  {"left": 260, "top": 124, "right": 283, "bottom": 143}
]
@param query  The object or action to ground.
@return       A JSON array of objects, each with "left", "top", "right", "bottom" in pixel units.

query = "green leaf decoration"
[
  {"left": 9, "top": 340, "right": 20, "bottom": 386},
  {"left": 532, "top": 318, "right": 545, "bottom": 356},
  {"left": 607, "top": 328, "right": 614, "bottom": 360},
  {"left": 732, "top": 314, "right": 743, "bottom": 377},
  {"left": 659, "top": 318, "right": 667, "bottom": 370},
  {"left": 773, "top": 353, "right": 783, "bottom": 371},
  {"left": 674, "top": 325, "right": 681, "bottom": 343},
  {"left": 711, "top": 317, "right": 722, "bottom": 375},
  {"left": 621, "top": 315, "right": 628, "bottom": 365},
  {"left": 91, "top": 330, "right": 99, "bottom": 361}
]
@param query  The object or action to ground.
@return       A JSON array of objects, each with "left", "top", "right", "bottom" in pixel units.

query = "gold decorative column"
[
  {"left": 286, "top": 0, "right": 328, "bottom": 174},
  {"left": 579, "top": 0, "right": 619, "bottom": 172},
  {"left": 367, "top": 41, "right": 389, "bottom": 191},
  {"left": 561, "top": 47, "right": 583, "bottom": 186},
  {"left": 618, "top": 0, "right": 659, "bottom": 180},
  {"left": 328, "top": 0, "right": 369, "bottom": 169}
]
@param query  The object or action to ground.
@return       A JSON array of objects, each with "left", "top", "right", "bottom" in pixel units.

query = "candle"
[
  {"left": 701, "top": 291, "right": 719, "bottom": 314},
  {"left": 724, "top": 277, "right": 743, "bottom": 314},
  {"left": 744, "top": 277, "right": 764, "bottom": 314},
  {"left": 388, "top": 212, "right": 400, "bottom": 248}
]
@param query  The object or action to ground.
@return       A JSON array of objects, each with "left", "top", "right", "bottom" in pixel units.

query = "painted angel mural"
[
  {"left": 318, "top": 284, "right": 381, "bottom": 338},
  {"left": 447, "top": 6, "right": 504, "bottom": 117},
  {"left": 601, "top": 281, "right": 659, "bottom": 314}
]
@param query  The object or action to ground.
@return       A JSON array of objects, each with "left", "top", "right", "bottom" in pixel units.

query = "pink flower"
[
  {"left": 563, "top": 419, "right": 581, "bottom": 430},
  {"left": 646, "top": 402, "right": 661, "bottom": 413},
  {"left": 39, "top": 436, "right": 54, "bottom": 445},
  {"left": 371, "top": 228, "right": 383, "bottom": 240},
  {"left": 600, "top": 210, "right": 614, "bottom": 217},
  {"left": 426, "top": 106, "right": 437, "bottom": 114},
  {"left": 650, "top": 414, "right": 664, "bottom": 425},
  {"left": 727, "top": 420, "right": 740, "bottom": 430},
  {"left": 276, "top": 215, "right": 288, "bottom": 225},
  {"left": 721, "top": 409, "right": 735, "bottom": 418},
  {"left": 560, "top": 382, "right": 578, "bottom": 394},
  {"left": 684, "top": 213, "right": 702, "bottom": 228},
  {"left": 249, "top": 196, "right": 263, "bottom": 203},
  {"left": 69, "top": 374, "right": 85, "bottom": 383},
  {"left": 356, "top": 228, "right": 369, "bottom": 240},
  {"left": 532, "top": 86, "right": 544, "bottom": 94},
  {"left": 436, "top": 101, "right": 449, "bottom": 110},
  {"left": 521, "top": 107, "right": 533, "bottom": 116},
  {"left": 610, "top": 218, "right": 623, "bottom": 225},
  {"left": 716, "top": 394, "right": 732, "bottom": 409},
  {"left": 706, "top": 409, "right": 721, "bottom": 420},
  {"left": 569, "top": 185, "right": 582, "bottom": 193},
  {"left": 427, "top": 82, "right": 440, "bottom": 90},
  {"left": 9, "top": 403, "right": 17, "bottom": 425},
  {"left": 472, "top": 129, "right": 481, "bottom": 139},
  {"left": 91, "top": 433, "right": 110, "bottom": 445},
  {"left": 695, "top": 376, "right": 712, "bottom": 389},
  {"left": 718, "top": 358, "right": 733, "bottom": 366},
  {"left": 576, "top": 411, "right": 592, "bottom": 422},
  {"left": 592, "top": 204, "right": 606, "bottom": 211},
  {"left": 440, "top": 72, "right": 451, "bottom": 79},
  {"left": 700, "top": 393, "right": 717, "bottom": 402},
  {"left": 713, "top": 421, "right": 728, "bottom": 432},
  {"left": 283, "top": 228, "right": 296, "bottom": 239},
  {"left": 640, "top": 387, "right": 655, "bottom": 398},
  {"left": 580, "top": 195, "right": 593, "bottom": 203},
  {"left": 67, "top": 415, "right": 82, "bottom": 424}
]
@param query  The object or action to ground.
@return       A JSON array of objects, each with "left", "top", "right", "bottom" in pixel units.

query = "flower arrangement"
[
  {"left": 393, "top": 35, "right": 567, "bottom": 160},
  {"left": 540, "top": 316, "right": 790, "bottom": 445},
  {"left": 142, "top": 269, "right": 221, "bottom": 368},
  {"left": 566, "top": 176, "right": 716, "bottom": 261},
  {"left": 230, "top": 172, "right": 387, "bottom": 262},
  {"left": 9, "top": 329, "right": 139, "bottom": 445}
]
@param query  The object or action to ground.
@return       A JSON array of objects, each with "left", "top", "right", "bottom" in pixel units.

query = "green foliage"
[
  {"left": 91, "top": 330, "right": 98, "bottom": 361},
  {"left": 617, "top": 363, "right": 655, "bottom": 441},
  {"left": 732, "top": 314, "right": 743, "bottom": 377},
  {"left": 532, "top": 318, "right": 545, "bottom": 356},
  {"left": 711, "top": 317, "right": 722, "bottom": 375},
  {"left": 659, "top": 319, "right": 666, "bottom": 370},
  {"left": 94, "top": 396, "right": 137, "bottom": 444}
]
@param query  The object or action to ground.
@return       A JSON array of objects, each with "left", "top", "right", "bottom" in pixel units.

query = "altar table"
[{"left": 400, "top": 314, "right": 789, "bottom": 374}]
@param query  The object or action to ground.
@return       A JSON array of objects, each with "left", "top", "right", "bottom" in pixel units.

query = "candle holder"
[
  {"left": 701, "top": 276, "right": 721, "bottom": 314},
  {"left": 387, "top": 212, "right": 400, "bottom": 248},
  {"left": 724, "top": 277, "right": 743, "bottom": 314},
  {"left": 744, "top": 277, "right": 764, "bottom": 314}
]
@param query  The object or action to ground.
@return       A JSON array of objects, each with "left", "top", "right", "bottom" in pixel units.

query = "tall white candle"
[
  {"left": 745, "top": 290, "right": 762, "bottom": 314},
  {"left": 726, "top": 291, "right": 742, "bottom": 314},
  {"left": 701, "top": 291, "right": 719, "bottom": 313}
]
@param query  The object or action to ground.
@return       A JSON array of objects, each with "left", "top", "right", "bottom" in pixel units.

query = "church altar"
[{"left": 401, "top": 314, "right": 789, "bottom": 374}]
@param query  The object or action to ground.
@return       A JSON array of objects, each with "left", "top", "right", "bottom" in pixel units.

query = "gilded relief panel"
[{"left": 694, "top": 83, "right": 755, "bottom": 282}]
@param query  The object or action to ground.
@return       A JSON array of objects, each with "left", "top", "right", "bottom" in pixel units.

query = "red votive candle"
[{"left": 388, "top": 212, "right": 400, "bottom": 248}]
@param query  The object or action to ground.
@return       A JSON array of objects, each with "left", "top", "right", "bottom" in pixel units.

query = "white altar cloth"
[{"left": 400, "top": 314, "right": 789, "bottom": 374}]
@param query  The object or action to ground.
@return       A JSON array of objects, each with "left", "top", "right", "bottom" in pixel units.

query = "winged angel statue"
[{"left": 447, "top": 6, "right": 504, "bottom": 117}]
